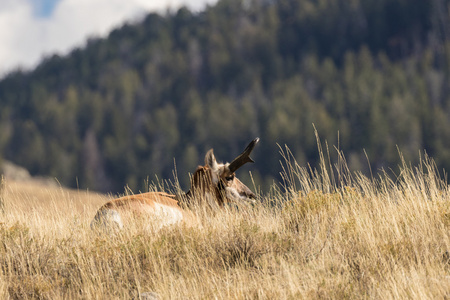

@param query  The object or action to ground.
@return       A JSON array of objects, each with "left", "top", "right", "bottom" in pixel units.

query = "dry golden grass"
[{"left": 0, "top": 147, "right": 450, "bottom": 299}]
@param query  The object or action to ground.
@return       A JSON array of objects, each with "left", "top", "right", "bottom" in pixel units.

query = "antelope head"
[{"left": 185, "top": 138, "right": 259, "bottom": 208}]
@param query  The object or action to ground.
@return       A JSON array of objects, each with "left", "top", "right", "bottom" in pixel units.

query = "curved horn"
[{"left": 228, "top": 137, "right": 260, "bottom": 173}]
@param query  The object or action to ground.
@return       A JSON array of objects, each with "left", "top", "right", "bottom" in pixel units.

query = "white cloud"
[{"left": 0, "top": 0, "right": 216, "bottom": 77}]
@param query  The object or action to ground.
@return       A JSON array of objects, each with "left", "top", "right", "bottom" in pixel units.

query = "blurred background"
[{"left": 0, "top": 0, "right": 449, "bottom": 194}]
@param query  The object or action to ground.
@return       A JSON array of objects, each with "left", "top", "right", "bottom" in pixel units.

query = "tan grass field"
[{"left": 0, "top": 149, "right": 450, "bottom": 299}]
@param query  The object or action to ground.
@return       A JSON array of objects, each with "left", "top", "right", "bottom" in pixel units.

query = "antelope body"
[{"left": 91, "top": 138, "right": 259, "bottom": 230}]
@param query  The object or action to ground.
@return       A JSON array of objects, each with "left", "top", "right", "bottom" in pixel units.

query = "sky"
[{"left": 0, "top": 0, "right": 217, "bottom": 78}]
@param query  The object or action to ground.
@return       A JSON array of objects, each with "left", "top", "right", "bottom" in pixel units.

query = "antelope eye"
[{"left": 225, "top": 175, "right": 234, "bottom": 181}]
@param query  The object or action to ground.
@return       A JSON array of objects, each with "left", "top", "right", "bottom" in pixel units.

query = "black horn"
[{"left": 228, "top": 138, "right": 260, "bottom": 173}]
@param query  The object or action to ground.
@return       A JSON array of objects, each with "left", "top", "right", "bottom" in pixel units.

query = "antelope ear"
[{"left": 205, "top": 149, "right": 218, "bottom": 170}]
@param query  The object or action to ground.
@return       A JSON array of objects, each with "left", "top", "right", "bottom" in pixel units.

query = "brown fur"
[
  {"left": 100, "top": 192, "right": 178, "bottom": 210},
  {"left": 92, "top": 140, "right": 258, "bottom": 230}
]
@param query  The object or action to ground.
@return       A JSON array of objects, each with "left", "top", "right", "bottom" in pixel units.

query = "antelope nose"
[
  {"left": 247, "top": 193, "right": 257, "bottom": 204},
  {"left": 244, "top": 190, "right": 257, "bottom": 202}
]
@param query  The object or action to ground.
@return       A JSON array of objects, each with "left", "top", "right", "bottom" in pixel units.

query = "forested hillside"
[{"left": 0, "top": 0, "right": 449, "bottom": 193}]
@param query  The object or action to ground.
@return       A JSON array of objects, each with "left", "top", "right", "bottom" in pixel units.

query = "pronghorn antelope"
[{"left": 91, "top": 138, "right": 259, "bottom": 230}]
